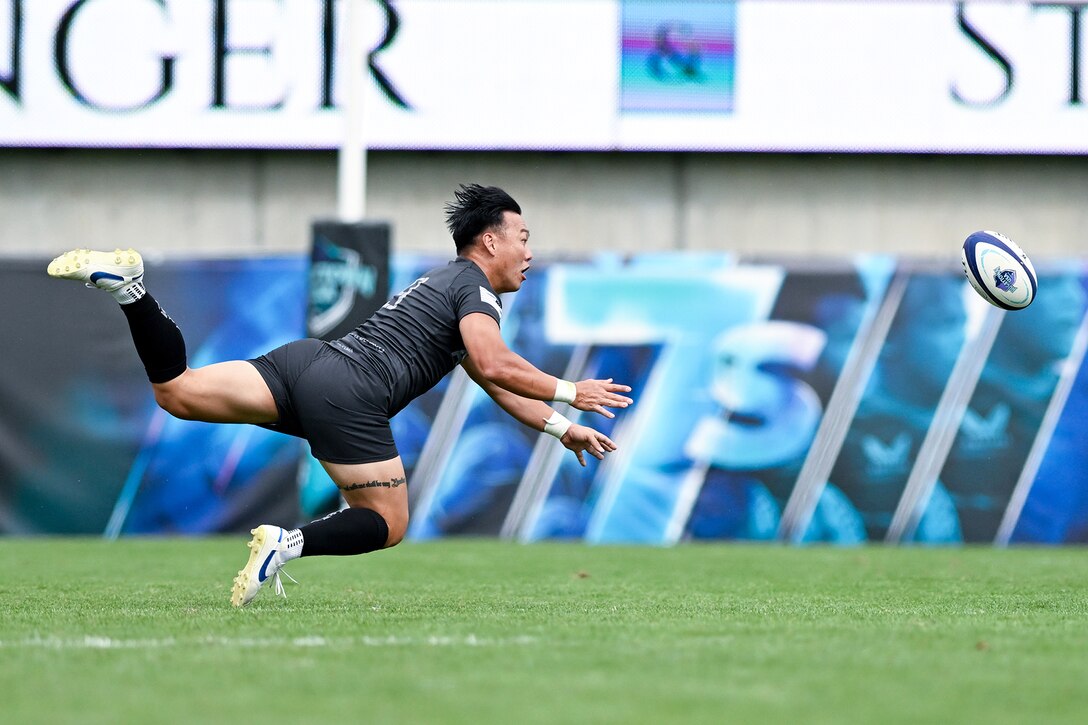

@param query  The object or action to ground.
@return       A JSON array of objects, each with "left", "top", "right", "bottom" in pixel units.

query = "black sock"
[
  {"left": 300, "top": 508, "right": 390, "bottom": 556},
  {"left": 119, "top": 293, "right": 188, "bottom": 384}
]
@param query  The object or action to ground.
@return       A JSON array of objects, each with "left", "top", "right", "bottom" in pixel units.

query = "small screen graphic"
[{"left": 620, "top": 0, "right": 737, "bottom": 113}]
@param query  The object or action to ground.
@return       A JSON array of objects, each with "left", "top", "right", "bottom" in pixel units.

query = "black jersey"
[{"left": 327, "top": 257, "right": 503, "bottom": 416}]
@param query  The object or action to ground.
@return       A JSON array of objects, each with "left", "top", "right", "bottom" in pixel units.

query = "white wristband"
[
  {"left": 543, "top": 411, "right": 573, "bottom": 439},
  {"left": 553, "top": 378, "right": 577, "bottom": 404}
]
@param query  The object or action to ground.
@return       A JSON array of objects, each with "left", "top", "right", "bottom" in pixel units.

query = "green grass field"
[{"left": 2, "top": 539, "right": 1087, "bottom": 724}]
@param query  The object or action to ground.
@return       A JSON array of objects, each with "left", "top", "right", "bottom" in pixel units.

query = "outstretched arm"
[
  {"left": 459, "top": 312, "right": 633, "bottom": 417},
  {"left": 461, "top": 357, "right": 618, "bottom": 466}
]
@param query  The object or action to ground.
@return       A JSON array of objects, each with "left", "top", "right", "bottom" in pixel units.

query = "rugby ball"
[{"left": 960, "top": 230, "right": 1037, "bottom": 310}]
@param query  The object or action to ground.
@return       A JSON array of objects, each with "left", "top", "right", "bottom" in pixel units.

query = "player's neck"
[{"left": 458, "top": 250, "right": 502, "bottom": 291}]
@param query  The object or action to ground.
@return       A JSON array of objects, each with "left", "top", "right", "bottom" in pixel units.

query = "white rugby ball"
[{"left": 960, "top": 230, "right": 1037, "bottom": 310}]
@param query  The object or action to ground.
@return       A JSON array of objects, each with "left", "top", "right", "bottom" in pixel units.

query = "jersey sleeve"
[{"left": 451, "top": 268, "right": 503, "bottom": 325}]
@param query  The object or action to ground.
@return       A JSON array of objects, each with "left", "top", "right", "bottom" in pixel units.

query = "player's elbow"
[
  {"left": 153, "top": 387, "right": 198, "bottom": 420},
  {"left": 145, "top": 369, "right": 204, "bottom": 419},
  {"left": 471, "top": 355, "right": 507, "bottom": 384}
]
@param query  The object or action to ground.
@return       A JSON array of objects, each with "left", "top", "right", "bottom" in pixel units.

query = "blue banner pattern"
[{"left": 2, "top": 254, "right": 1086, "bottom": 542}]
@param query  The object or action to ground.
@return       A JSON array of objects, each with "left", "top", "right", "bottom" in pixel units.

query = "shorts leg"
[{"left": 247, "top": 338, "right": 325, "bottom": 440}]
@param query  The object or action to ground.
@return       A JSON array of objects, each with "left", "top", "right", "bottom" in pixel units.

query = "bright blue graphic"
[
  {"left": 540, "top": 256, "right": 776, "bottom": 543},
  {"left": 525, "top": 344, "right": 660, "bottom": 542},
  {"left": 678, "top": 264, "right": 891, "bottom": 545},
  {"left": 1004, "top": 269, "right": 1088, "bottom": 543},
  {"left": 830, "top": 274, "right": 970, "bottom": 543}
]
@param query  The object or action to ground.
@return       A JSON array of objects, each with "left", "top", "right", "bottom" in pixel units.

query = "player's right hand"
[
  {"left": 572, "top": 378, "right": 633, "bottom": 418},
  {"left": 561, "top": 424, "right": 618, "bottom": 466}
]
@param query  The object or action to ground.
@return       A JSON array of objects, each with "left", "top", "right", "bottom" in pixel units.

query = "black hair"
[{"left": 444, "top": 184, "right": 522, "bottom": 253}]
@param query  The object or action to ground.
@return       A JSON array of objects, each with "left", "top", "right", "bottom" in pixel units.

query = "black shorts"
[{"left": 247, "top": 338, "right": 398, "bottom": 465}]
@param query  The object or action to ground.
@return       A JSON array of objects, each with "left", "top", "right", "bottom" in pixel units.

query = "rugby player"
[{"left": 48, "top": 184, "right": 633, "bottom": 606}]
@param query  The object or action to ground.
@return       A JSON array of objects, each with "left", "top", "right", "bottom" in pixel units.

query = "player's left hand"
[
  {"left": 560, "top": 424, "right": 618, "bottom": 467},
  {"left": 571, "top": 378, "right": 634, "bottom": 418}
]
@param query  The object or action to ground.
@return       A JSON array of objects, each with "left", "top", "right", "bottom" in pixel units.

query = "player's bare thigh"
[
  {"left": 151, "top": 360, "right": 278, "bottom": 425},
  {"left": 320, "top": 456, "right": 409, "bottom": 547}
]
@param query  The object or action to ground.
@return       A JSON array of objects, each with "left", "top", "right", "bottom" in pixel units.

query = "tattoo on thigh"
[{"left": 338, "top": 476, "right": 407, "bottom": 492}]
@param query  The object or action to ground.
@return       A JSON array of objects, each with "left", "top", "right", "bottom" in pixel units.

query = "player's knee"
[{"left": 383, "top": 514, "right": 408, "bottom": 548}]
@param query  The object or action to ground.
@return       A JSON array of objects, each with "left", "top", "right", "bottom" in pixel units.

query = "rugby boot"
[
  {"left": 231, "top": 525, "right": 297, "bottom": 607},
  {"left": 48, "top": 247, "right": 144, "bottom": 300}
]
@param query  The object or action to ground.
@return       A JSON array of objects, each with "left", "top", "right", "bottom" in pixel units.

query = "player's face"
[{"left": 493, "top": 211, "right": 533, "bottom": 293}]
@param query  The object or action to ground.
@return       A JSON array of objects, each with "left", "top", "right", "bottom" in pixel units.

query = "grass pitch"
[{"left": 2, "top": 539, "right": 1087, "bottom": 724}]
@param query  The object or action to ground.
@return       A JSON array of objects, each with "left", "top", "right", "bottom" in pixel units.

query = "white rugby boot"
[
  {"left": 47, "top": 248, "right": 145, "bottom": 303},
  {"left": 231, "top": 525, "right": 299, "bottom": 607}
]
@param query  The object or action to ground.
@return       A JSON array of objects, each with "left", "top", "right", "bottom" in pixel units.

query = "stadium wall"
[{"left": 2, "top": 149, "right": 1086, "bottom": 260}]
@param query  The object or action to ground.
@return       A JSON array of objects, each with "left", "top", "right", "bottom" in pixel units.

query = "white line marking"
[{"left": 0, "top": 634, "right": 538, "bottom": 650}]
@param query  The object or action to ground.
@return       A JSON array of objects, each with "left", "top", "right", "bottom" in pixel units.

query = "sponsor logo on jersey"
[{"left": 479, "top": 287, "right": 502, "bottom": 317}]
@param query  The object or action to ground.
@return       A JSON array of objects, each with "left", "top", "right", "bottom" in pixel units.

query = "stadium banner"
[
  {"left": 0, "top": 256, "right": 307, "bottom": 535},
  {"left": 5, "top": 0, "right": 1088, "bottom": 152},
  {"left": 297, "top": 220, "right": 390, "bottom": 518},
  {"left": 307, "top": 220, "right": 389, "bottom": 341},
  {"left": 3, "top": 252, "right": 1088, "bottom": 542}
]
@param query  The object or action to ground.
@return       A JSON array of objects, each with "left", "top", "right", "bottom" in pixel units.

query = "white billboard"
[{"left": 1, "top": 0, "right": 1086, "bottom": 152}]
